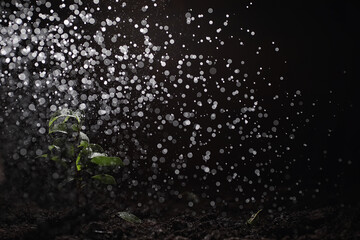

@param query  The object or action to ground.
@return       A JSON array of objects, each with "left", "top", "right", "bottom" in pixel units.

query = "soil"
[{"left": 0, "top": 191, "right": 359, "bottom": 240}]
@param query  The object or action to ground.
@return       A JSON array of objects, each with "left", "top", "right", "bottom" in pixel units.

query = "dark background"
[
  {"left": 1, "top": 0, "right": 359, "bottom": 205},
  {"left": 247, "top": 1, "right": 360, "bottom": 199},
  {"left": 170, "top": 0, "right": 360, "bottom": 203},
  {"left": 131, "top": 0, "right": 360, "bottom": 202}
]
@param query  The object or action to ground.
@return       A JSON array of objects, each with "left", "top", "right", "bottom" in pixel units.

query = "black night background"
[{"left": 0, "top": 0, "right": 359, "bottom": 239}]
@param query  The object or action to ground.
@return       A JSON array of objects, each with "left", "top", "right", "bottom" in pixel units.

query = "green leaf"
[
  {"left": 36, "top": 154, "right": 48, "bottom": 159},
  {"left": 49, "top": 122, "right": 68, "bottom": 134},
  {"left": 89, "top": 144, "right": 104, "bottom": 153},
  {"left": 91, "top": 156, "right": 123, "bottom": 166},
  {"left": 90, "top": 152, "right": 106, "bottom": 158},
  {"left": 53, "top": 138, "right": 64, "bottom": 146},
  {"left": 116, "top": 212, "right": 142, "bottom": 224},
  {"left": 63, "top": 116, "right": 70, "bottom": 123},
  {"left": 246, "top": 209, "right": 263, "bottom": 225},
  {"left": 78, "top": 140, "right": 89, "bottom": 149},
  {"left": 49, "top": 115, "right": 67, "bottom": 127},
  {"left": 49, "top": 114, "right": 80, "bottom": 128},
  {"left": 91, "top": 174, "right": 116, "bottom": 185},
  {"left": 72, "top": 124, "right": 80, "bottom": 132},
  {"left": 76, "top": 153, "right": 82, "bottom": 171},
  {"left": 81, "top": 148, "right": 92, "bottom": 159},
  {"left": 49, "top": 129, "right": 68, "bottom": 134},
  {"left": 51, "top": 156, "right": 60, "bottom": 162},
  {"left": 48, "top": 145, "right": 60, "bottom": 151},
  {"left": 49, "top": 115, "right": 60, "bottom": 127},
  {"left": 79, "top": 131, "right": 89, "bottom": 142},
  {"left": 73, "top": 110, "right": 82, "bottom": 123}
]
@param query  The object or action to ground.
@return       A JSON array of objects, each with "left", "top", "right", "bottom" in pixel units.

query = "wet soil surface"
[{"left": 0, "top": 194, "right": 359, "bottom": 240}]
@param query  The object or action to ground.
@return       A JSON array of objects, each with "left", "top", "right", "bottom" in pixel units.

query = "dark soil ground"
[{"left": 1, "top": 191, "right": 359, "bottom": 240}]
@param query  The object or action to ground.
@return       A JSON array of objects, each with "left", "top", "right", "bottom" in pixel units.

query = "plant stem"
[{"left": 76, "top": 122, "right": 82, "bottom": 209}]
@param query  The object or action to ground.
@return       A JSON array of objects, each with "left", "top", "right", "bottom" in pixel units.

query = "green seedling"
[
  {"left": 41, "top": 108, "right": 123, "bottom": 192},
  {"left": 40, "top": 108, "right": 141, "bottom": 222},
  {"left": 246, "top": 209, "right": 263, "bottom": 225}
]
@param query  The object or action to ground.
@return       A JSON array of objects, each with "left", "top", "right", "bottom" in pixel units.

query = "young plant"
[
  {"left": 42, "top": 108, "right": 123, "bottom": 191},
  {"left": 41, "top": 108, "right": 142, "bottom": 222}
]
